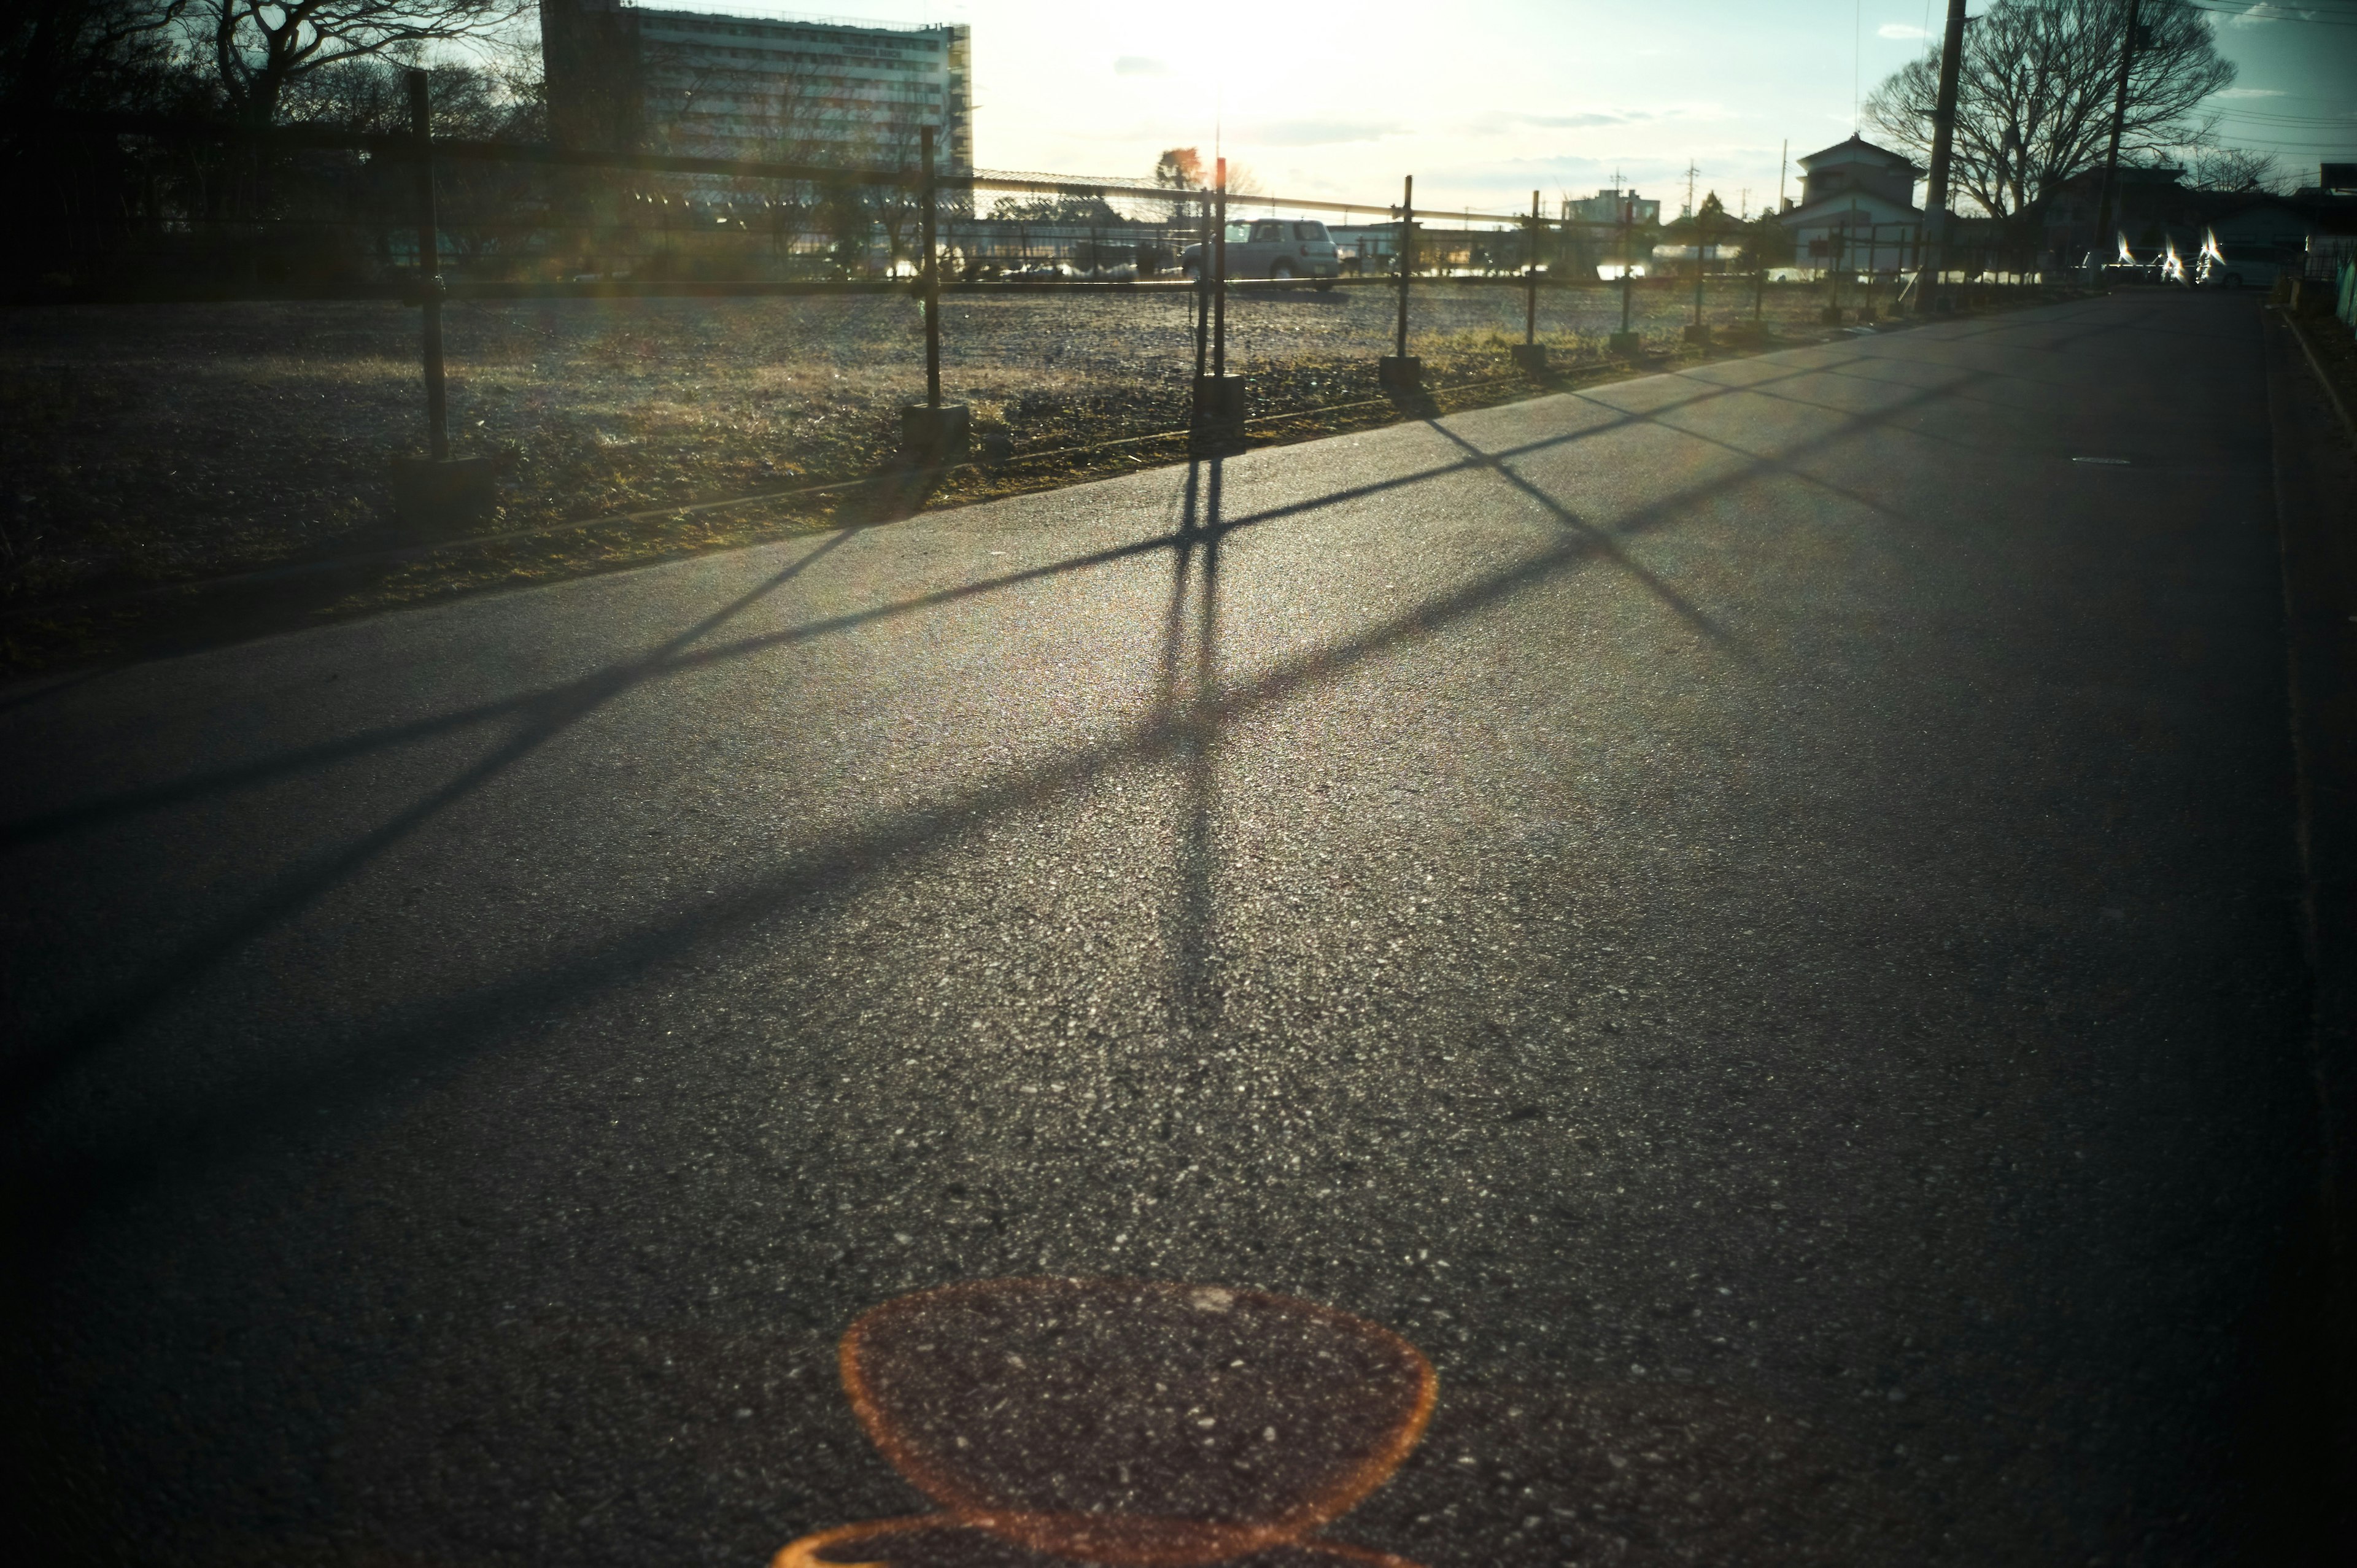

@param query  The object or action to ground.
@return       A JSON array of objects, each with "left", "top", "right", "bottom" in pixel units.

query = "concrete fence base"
[
  {"left": 389, "top": 455, "right": 499, "bottom": 531},
  {"left": 1377, "top": 355, "right": 1423, "bottom": 395},
  {"left": 900, "top": 403, "right": 971, "bottom": 466},
  {"left": 1192, "top": 375, "right": 1248, "bottom": 435}
]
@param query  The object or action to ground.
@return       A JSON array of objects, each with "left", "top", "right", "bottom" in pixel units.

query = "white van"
[
  {"left": 1180, "top": 220, "right": 1342, "bottom": 282},
  {"left": 2196, "top": 243, "right": 2289, "bottom": 290}
]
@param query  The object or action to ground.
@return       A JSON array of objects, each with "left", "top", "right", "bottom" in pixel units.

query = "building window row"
[
  {"left": 642, "top": 45, "right": 937, "bottom": 80},
  {"left": 652, "top": 18, "right": 943, "bottom": 54}
]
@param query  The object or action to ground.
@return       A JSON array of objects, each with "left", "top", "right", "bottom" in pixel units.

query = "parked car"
[
  {"left": 2196, "top": 244, "right": 2288, "bottom": 290},
  {"left": 2086, "top": 252, "right": 2164, "bottom": 285},
  {"left": 1180, "top": 220, "right": 1342, "bottom": 284}
]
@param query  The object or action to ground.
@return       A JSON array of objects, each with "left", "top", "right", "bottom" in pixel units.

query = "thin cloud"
[
  {"left": 1463, "top": 109, "right": 1664, "bottom": 135},
  {"left": 1232, "top": 118, "right": 1406, "bottom": 147},
  {"left": 2213, "top": 87, "right": 2286, "bottom": 98},
  {"left": 1526, "top": 111, "right": 1644, "bottom": 129},
  {"left": 1420, "top": 153, "right": 1616, "bottom": 191},
  {"left": 1878, "top": 23, "right": 1927, "bottom": 39},
  {"left": 1114, "top": 56, "right": 1169, "bottom": 77},
  {"left": 2221, "top": 3, "right": 2309, "bottom": 26}
]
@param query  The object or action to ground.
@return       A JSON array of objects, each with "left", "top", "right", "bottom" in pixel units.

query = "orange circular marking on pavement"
[
  {"left": 824, "top": 1278, "right": 1436, "bottom": 1568},
  {"left": 771, "top": 1514, "right": 1431, "bottom": 1568}
]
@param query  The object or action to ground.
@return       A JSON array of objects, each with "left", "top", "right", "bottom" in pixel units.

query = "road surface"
[{"left": 2, "top": 292, "right": 2336, "bottom": 1566}]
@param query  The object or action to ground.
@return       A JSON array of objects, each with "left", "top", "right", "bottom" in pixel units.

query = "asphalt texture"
[{"left": 1, "top": 291, "right": 2337, "bottom": 1566}]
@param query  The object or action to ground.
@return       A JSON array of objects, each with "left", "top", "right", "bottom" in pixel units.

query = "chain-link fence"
[{"left": 1, "top": 98, "right": 2078, "bottom": 612}]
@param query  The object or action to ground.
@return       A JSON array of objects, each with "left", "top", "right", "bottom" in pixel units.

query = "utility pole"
[
  {"left": 1777, "top": 141, "right": 1788, "bottom": 214},
  {"left": 1919, "top": 0, "right": 1968, "bottom": 311},
  {"left": 2092, "top": 0, "right": 2142, "bottom": 271},
  {"left": 1684, "top": 159, "right": 1697, "bottom": 220}
]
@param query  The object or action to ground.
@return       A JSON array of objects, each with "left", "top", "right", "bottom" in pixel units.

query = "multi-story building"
[
  {"left": 1561, "top": 188, "right": 1661, "bottom": 229},
  {"left": 542, "top": 1, "right": 973, "bottom": 171},
  {"left": 1556, "top": 188, "right": 1660, "bottom": 278}
]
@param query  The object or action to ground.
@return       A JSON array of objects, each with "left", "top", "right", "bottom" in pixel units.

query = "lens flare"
[{"left": 775, "top": 1279, "right": 1436, "bottom": 1568}]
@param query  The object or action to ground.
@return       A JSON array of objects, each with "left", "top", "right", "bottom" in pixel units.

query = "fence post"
[
  {"left": 900, "top": 123, "right": 968, "bottom": 465},
  {"left": 1684, "top": 207, "right": 1709, "bottom": 349},
  {"left": 1194, "top": 186, "right": 1210, "bottom": 382},
  {"left": 385, "top": 69, "right": 497, "bottom": 530},
  {"left": 1525, "top": 190, "right": 1539, "bottom": 342},
  {"left": 1191, "top": 159, "right": 1245, "bottom": 441},
  {"left": 409, "top": 69, "right": 447, "bottom": 463},
  {"left": 1380, "top": 174, "right": 1421, "bottom": 393},
  {"left": 921, "top": 124, "right": 940, "bottom": 410},
  {"left": 1213, "top": 159, "right": 1228, "bottom": 379},
  {"left": 1609, "top": 192, "right": 1639, "bottom": 357},
  {"left": 1396, "top": 174, "right": 1412, "bottom": 357},
  {"left": 1512, "top": 188, "right": 1547, "bottom": 374}
]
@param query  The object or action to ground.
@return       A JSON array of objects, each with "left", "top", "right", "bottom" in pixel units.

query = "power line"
[
  {"left": 2207, "top": 109, "right": 2357, "bottom": 125},
  {"left": 2205, "top": 136, "right": 2357, "bottom": 148}
]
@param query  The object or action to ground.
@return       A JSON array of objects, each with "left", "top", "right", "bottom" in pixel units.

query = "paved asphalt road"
[{"left": 2, "top": 292, "right": 2336, "bottom": 1566}]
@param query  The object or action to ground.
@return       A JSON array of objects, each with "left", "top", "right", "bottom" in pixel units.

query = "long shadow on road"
[
  {"left": 2, "top": 347, "right": 1995, "bottom": 1149},
  {"left": 0, "top": 353, "right": 1871, "bottom": 852}
]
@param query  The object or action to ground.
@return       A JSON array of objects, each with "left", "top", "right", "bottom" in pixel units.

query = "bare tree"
[
  {"left": 3, "top": 0, "right": 192, "bottom": 114},
  {"left": 735, "top": 70, "right": 834, "bottom": 276},
  {"left": 188, "top": 0, "right": 528, "bottom": 127},
  {"left": 1864, "top": 0, "right": 2233, "bottom": 220},
  {"left": 276, "top": 47, "right": 532, "bottom": 137},
  {"left": 2183, "top": 144, "right": 2282, "bottom": 195},
  {"left": 4, "top": 0, "right": 207, "bottom": 290},
  {"left": 1223, "top": 160, "right": 1268, "bottom": 199}
]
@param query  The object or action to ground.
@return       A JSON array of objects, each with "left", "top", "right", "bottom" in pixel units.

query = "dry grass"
[{"left": 0, "top": 277, "right": 2070, "bottom": 671}]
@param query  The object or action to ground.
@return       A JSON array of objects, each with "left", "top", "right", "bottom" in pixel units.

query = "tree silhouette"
[{"left": 1864, "top": 0, "right": 2232, "bottom": 221}]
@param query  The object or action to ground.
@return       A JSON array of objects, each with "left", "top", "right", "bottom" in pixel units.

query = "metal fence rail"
[{"left": 0, "top": 77, "right": 2078, "bottom": 600}]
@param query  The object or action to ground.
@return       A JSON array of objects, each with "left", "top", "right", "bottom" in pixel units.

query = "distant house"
[
  {"left": 1775, "top": 134, "right": 1924, "bottom": 274},
  {"left": 2039, "top": 160, "right": 2357, "bottom": 273},
  {"left": 2041, "top": 164, "right": 2186, "bottom": 263},
  {"left": 2207, "top": 195, "right": 2338, "bottom": 252}
]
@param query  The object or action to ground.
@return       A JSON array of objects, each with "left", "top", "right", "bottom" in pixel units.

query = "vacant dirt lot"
[{"left": 0, "top": 275, "right": 1925, "bottom": 606}]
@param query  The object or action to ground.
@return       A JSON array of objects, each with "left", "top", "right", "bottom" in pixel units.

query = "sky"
[{"left": 671, "top": 1, "right": 2357, "bottom": 218}]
